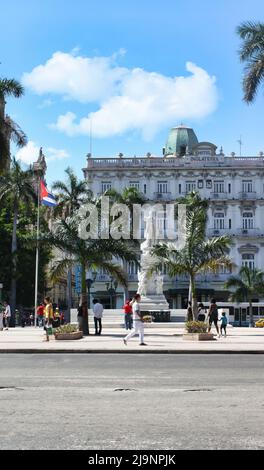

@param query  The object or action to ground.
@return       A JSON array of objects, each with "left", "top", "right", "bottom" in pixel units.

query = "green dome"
[{"left": 165, "top": 125, "right": 199, "bottom": 157}]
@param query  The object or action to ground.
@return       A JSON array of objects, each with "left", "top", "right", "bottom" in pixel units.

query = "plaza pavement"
[{"left": 1, "top": 325, "right": 264, "bottom": 353}]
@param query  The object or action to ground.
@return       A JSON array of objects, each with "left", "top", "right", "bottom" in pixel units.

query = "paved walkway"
[{"left": 1, "top": 326, "right": 264, "bottom": 353}]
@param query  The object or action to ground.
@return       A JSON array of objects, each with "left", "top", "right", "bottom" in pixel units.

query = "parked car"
[{"left": 255, "top": 318, "right": 264, "bottom": 328}]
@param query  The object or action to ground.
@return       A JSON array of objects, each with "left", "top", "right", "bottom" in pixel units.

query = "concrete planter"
[
  {"left": 183, "top": 333, "right": 216, "bottom": 341},
  {"left": 55, "top": 331, "right": 83, "bottom": 341}
]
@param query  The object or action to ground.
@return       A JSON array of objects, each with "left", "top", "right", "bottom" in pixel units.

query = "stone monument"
[{"left": 138, "top": 212, "right": 169, "bottom": 312}]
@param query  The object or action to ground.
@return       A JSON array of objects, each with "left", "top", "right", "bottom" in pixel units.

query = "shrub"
[
  {"left": 54, "top": 323, "right": 78, "bottom": 334},
  {"left": 185, "top": 321, "right": 207, "bottom": 333}
]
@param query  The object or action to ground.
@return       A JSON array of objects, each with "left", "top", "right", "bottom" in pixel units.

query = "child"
[{"left": 220, "top": 312, "right": 228, "bottom": 337}]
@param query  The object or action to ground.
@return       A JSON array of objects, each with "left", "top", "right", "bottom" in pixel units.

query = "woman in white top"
[{"left": 123, "top": 294, "right": 147, "bottom": 346}]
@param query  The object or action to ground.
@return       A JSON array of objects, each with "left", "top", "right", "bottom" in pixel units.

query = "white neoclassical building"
[{"left": 82, "top": 125, "right": 264, "bottom": 309}]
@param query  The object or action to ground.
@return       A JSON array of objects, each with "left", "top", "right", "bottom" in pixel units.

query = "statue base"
[{"left": 139, "top": 294, "right": 169, "bottom": 312}]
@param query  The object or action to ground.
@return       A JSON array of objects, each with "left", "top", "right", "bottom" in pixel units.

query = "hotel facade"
[{"left": 82, "top": 125, "right": 264, "bottom": 309}]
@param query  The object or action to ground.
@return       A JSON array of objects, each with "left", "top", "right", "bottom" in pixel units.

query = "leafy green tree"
[
  {"left": 152, "top": 192, "right": 232, "bottom": 319},
  {"left": 237, "top": 21, "right": 264, "bottom": 102},
  {"left": 225, "top": 266, "right": 264, "bottom": 327},
  {"left": 0, "top": 197, "right": 51, "bottom": 311},
  {"left": 0, "top": 78, "right": 27, "bottom": 173},
  {"left": 42, "top": 216, "right": 139, "bottom": 335},
  {"left": 0, "top": 159, "right": 37, "bottom": 315}
]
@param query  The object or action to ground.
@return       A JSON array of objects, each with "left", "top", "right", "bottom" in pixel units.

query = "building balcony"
[
  {"left": 238, "top": 191, "right": 257, "bottom": 200},
  {"left": 235, "top": 228, "right": 262, "bottom": 238},
  {"left": 154, "top": 192, "right": 172, "bottom": 200},
  {"left": 209, "top": 192, "right": 228, "bottom": 200}
]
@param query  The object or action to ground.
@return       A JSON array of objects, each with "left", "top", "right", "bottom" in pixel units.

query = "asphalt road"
[{"left": 0, "top": 354, "right": 264, "bottom": 450}]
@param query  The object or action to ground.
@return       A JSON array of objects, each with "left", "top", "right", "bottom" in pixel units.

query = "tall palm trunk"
[
  {"left": 249, "top": 299, "right": 254, "bottom": 327},
  {"left": 81, "top": 263, "right": 89, "bottom": 335},
  {"left": 66, "top": 268, "right": 72, "bottom": 323},
  {"left": 10, "top": 199, "right": 18, "bottom": 320},
  {"left": 190, "top": 273, "right": 197, "bottom": 320}
]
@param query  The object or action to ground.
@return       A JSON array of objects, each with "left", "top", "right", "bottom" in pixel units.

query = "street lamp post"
[{"left": 106, "top": 277, "right": 118, "bottom": 309}]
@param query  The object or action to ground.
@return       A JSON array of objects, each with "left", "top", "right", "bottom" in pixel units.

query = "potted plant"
[
  {"left": 183, "top": 321, "right": 216, "bottom": 341},
  {"left": 54, "top": 324, "right": 83, "bottom": 341}
]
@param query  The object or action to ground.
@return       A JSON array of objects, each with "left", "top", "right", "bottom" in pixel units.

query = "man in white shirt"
[
  {"left": 123, "top": 294, "right": 147, "bottom": 346},
  {"left": 93, "top": 299, "right": 104, "bottom": 335},
  {"left": 4, "top": 302, "right": 11, "bottom": 330}
]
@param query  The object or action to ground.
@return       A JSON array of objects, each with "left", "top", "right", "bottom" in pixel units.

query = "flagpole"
[{"left": 34, "top": 177, "right": 40, "bottom": 328}]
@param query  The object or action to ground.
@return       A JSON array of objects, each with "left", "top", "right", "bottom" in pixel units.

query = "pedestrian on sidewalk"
[
  {"left": 208, "top": 298, "right": 220, "bottom": 338},
  {"left": 123, "top": 299, "right": 133, "bottom": 330},
  {"left": 3, "top": 301, "right": 11, "bottom": 330},
  {"left": 187, "top": 301, "right": 193, "bottom": 321},
  {"left": 93, "top": 299, "right": 104, "bottom": 335},
  {"left": 197, "top": 303, "right": 206, "bottom": 322},
  {"left": 37, "top": 303, "right": 44, "bottom": 327},
  {"left": 220, "top": 312, "right": 228, "bottom": 337},
  {"left": 123, "top": 294, "right": 147, "bottom": 346},
  {"left": 43, "top": 297, "right": 54, "bottom": 342},
  {"left": 0, "top": 302, "right": 4, "bottom": 331}
]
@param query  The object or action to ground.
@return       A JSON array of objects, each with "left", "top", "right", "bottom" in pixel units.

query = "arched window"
[{"left": 242, "top": 253, "right": 255, "bottom": 270}]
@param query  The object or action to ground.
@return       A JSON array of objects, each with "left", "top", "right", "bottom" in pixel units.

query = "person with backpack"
[
  {"left": 208, "top": 298, "right": 220, "bottom": 338},
  {"left": 220, "top": 311, "right": 228, "bottom": 337},
  {"left": 123, "top": 299, "right": 133, "bottom": 330}
]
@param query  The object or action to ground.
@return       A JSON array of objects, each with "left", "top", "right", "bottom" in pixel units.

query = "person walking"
[
  {"left": 0, "top": 302, "right": 4, "bottom": 331},
  {"left": 220, "top": 311, "right": 228, "bottom": 337},
  {"left": 93, "top": 299, "right": 104, "bottom": 335},
  {"left": 208, "top": 298, "right": 220, "bottom": 338},
  {"left": 123, "top": 294, "right": 147, "bottom": 346},
  {"left": 37, "top": 303, "right": 44, "bottom": 327},
  {"left": 123, "top": 299, "right": 133, "bottom": 330},
  {"left": 197, "top": 302, "right": 206, "bottom": 322},
  {"left": 43, "top": 297, "right": 54, "bottom": 342},
  {"left": 3, "top": 301, "right": 11, "bottom": 330}
]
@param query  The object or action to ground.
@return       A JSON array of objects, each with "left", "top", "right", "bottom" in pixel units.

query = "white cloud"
[
  {"left": 23, "top": 51, "right": 218, "bottom": 140},
  {"left": 16, "top": 141, "right": 69, "bottom": 164}
]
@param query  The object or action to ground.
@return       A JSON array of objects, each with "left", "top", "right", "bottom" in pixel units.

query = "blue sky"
[{"left": 1, "top": 0, "right": 264, "bottom": 184}]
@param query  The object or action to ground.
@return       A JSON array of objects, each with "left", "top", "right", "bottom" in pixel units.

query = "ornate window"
[
  {"left": 214, "top": 212, "right": 225, "bottom": 230},
  {"left": 242, "top": 180, "right": 253, "bottom": 193},
  {"left": 214, "top": 180, "right": 225, "bottom": 193},
  {"left": 102, "top": 182, "right": 112, "bottom": 192},
  {"left": 242, "top": 212, "right": 254, "bottom": 229},
  {"left": 242, "top": 253, "right": 255, "bottom": 269},
  {"left": 186, "top": 181, "right": 196, "bottom": 193},
  {"left": 157, "top": 181, "right": 168, "bottom": 194},
  {"left": 128, "top": 261, "right": 138, "bottom": 275},
  {"left": 129, "top": 181, "right": 140, "bottom": 190}
]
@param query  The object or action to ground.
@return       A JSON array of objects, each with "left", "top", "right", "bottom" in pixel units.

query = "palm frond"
[{"left": 0, "top": 78, "right": 24, "bottom": 98}]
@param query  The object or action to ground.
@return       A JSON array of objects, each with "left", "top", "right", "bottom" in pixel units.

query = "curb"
[{"left": 1, "top": 349, "right": 264, "bottom": 354}]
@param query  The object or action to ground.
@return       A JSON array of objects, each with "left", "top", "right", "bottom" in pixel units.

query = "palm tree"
[
  {"left": 152, "top": 192, "right": 232, "bottom": 319},
  {"left": 0, "top": 158, "right": 37, "bottom": 316},
  {"left": 52, "top": 168, "right": 91, "bottom": 319},
  {"left": 0, "top": 78, "right": 27, "bottom": 173},
  {"left": 237, "top": 21, "right": 264, "bottom": 102},
  {"left": 103, "top": 187, "right": 146, "bottom": 298},
  {"left": 43, "top": 216, "right": 139, "bottom": 335},
  {"left": 225, "top": 266, "right": 264, "bottom": 327}
]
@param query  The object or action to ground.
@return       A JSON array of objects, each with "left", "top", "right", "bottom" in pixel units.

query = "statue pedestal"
[{"left": 139, "top": 294, "right": 169, "bottom": 312}]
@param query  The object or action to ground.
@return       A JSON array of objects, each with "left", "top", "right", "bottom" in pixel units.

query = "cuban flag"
[{"left": 40, "top": 180, "right": 57, "bottom": 207}]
